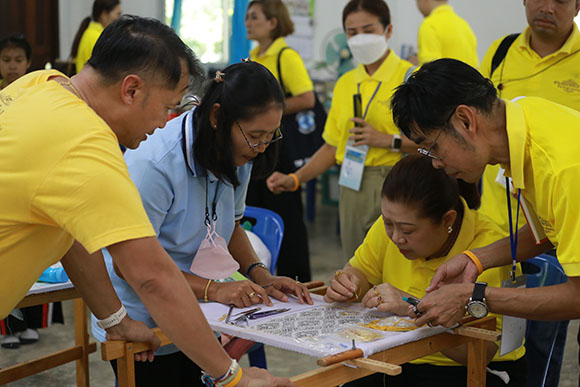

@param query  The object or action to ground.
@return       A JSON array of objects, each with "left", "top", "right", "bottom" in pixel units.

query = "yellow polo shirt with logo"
[
  {"left": 479, "top": 25, "right": 580, "bottom": 235},
  {"left": 350, "top": 199, "right": 525, "bottom": 366},
  {"left": 417, "top": 4, "right": 478, "bottom": 67},
  {"left": 503, "top": 97, "right": 580, "bottom": 277},
  {"left": 75, "top": 21, "right": 104, "bottom": 73},
  {"left": 250, "top": 37, "right": 313, "bottom": 97},
  {"left": 0, "top": 70, "right": 155, "bottom": 319},
  {"left": 324, "top": 51, "right": 413, "bottom": 166}
]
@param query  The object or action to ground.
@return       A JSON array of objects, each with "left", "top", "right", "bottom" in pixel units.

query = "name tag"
[
  {"left": 339, "top": 141, "right": 368, "bottom": 191},
  {"left": 499, "top": 275, "right": 527, "bottom": 356}
]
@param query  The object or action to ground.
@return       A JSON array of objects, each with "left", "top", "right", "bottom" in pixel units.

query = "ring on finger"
[
  {"left": 335, "top": 270, "right": 344, "bottom": 280},
  {"left": 373, "top": 287, "right": 380, "bottom": 297},
  {"left": 413, "top": 305, "right": 423, "bottom": 317},
  {"left": 427, "top": 321, "right": 435, "bottom": 328},
  {"left": 248, "top": 291, "right": 256, "bottom": 298},
  {"left": 377, "top": 295, "right": 382, "bottom": 304}
]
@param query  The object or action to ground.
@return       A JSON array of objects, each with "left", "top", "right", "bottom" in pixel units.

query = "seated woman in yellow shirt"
[{"left": 324, "top": 155, "right": 526, "bottom": 387}]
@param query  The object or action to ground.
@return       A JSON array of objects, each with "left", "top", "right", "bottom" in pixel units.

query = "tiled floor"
[{"left": 1, "top": 201, "right": 579, "bottom": 386}]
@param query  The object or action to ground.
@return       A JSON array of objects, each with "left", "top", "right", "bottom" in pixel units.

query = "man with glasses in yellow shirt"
[
  {"left": 477, "top": 1, "right": 580, "bottom": 384},
  {"left": 0, "top": 15, "right": 291, "bottom": 387},
  {"left": 390, "top": 58, "right": 580, "bottom": 382}
]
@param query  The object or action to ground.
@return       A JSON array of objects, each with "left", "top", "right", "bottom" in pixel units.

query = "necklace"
[{"left": 58, "top": 79, "right": 83, "bottom": 100}]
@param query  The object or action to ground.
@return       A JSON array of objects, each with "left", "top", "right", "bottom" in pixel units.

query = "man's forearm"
[
  {"left": 474, "top": 225, "right": 553, "bottom": 271},
  {"left": 109, "top": 237, "right": 231, "bottom": 378},
  {"left": 486, "top": 276, "right": 580, "bottom": 320},
  {"left": 61, "top": 241, "right": 122, "bottom": 319}
]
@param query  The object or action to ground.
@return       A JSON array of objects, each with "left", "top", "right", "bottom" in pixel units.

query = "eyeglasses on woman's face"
[{"left": 237, "top": 121, "right": 283, "bottom": 150}]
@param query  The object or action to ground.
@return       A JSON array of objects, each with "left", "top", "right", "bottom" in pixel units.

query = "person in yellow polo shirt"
[
  {"left": 410, "top": 0, "right": 478, "bottom": 67},
  {"left": 244, "top": 0, "right": 315, "bottom": 282},
  {"left": 325, "top": 155, "right": 526, "bottom": 386},
  {"left": 0, "top": 15, "right": 291, "bottom": 387},
  {"left": 477, "top": 1, "right": 580, "bottom": 383},
  {"left": 70, "top": 0, "right": 122, "bottom": 74},
  {"left": 268, "top": 0, "right": 417, "bottom": 259},
  {"left": 390, "top": 59, "right": 580, "bottom": 350}
]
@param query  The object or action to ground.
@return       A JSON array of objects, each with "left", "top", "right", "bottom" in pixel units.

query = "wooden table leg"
[
  {"left": 74, "top": 298, "right": 90, "bottom": 387},
  {"left": 117, "top": 343, "right": 136, "bottom": 387},
  {"left": 467, "top": 338, "right": 487, "bottom": 387}
]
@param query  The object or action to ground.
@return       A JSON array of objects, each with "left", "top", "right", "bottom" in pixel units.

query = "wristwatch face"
[{"left": 467, "top": 301, "right": 488, "bottom": 318}]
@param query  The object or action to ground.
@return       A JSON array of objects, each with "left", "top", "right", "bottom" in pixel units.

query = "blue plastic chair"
[
  {"left": 523, "top": 254, "right": 568, "bottom": 387},
  {"left": 241, "top": 206, "right": 285, "bottom": 368},
  {"left": 243, "top": 206, "right": 284, "bottom": 275}
]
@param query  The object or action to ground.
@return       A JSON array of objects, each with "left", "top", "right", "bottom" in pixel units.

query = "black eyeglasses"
[
  {"left": 237, "top": 122, "right": 283, "bottom": 150},
  {"left": 417, "top": 107, "right": 457, "bottom": 161}
]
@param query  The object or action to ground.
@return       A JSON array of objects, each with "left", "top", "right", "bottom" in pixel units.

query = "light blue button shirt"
[{"left": 92, "top": 109, "right": 252, "bottom": 355}]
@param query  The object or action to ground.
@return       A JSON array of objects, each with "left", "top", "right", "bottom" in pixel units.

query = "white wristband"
[{"left": 97, "top": 305, "right": 127, "bottom": 329}]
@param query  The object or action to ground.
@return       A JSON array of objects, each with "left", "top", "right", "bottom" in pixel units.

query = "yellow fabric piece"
[
  {"left": 323, "top": 51, "right": 413, "bottom": 166},
  {"left": 75, "top": 21, "right": 103, "bottom": 73},
  {"left": 502, "top": 97, "right": 580, "bottom": 277},
  {"left": 479, "top": 25, "right": 580, "bottom": 235},
  {"left": 0, "top": 70, "right": 155, "bottom": 319},
  {"left": 417, "top": 4, "right": 478, "bottom": 67},
  {"left": 350, "top": 199, "right": 525, "bottom": 366},
  {"left": 250, "top": 37, "right": 313, "bottom": 96}
]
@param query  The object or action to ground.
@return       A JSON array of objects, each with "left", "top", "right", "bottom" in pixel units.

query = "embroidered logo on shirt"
[{"left": 553, "top": 79, "right": 580, "bottom": 93}]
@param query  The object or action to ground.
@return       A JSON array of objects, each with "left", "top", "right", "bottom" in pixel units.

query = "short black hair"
[
  {"left": 342, "top": 0, "right": 391, "bottom": 30},
  {"left": 0, "top": 33, "right": 31, "bottom": 61},
  {"left": 193, "top": 61, "right": 285, "bottom": 187},
  {"left": 382, "top": 155, "right": 480, "bottom": 224},
  {"left": 391, "top": 59, "right": 497, "bottom": 143},
  {"left": 88, "top": 15, "right": 202, "bottom": 89}
]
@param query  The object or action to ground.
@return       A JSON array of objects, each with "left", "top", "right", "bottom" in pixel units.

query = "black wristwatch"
[
  {"left": 466, "top": 282, "right": 488, "bottom": 318},
  {"left": 392, "top": 134, "right": 402, "bottom": 152}
]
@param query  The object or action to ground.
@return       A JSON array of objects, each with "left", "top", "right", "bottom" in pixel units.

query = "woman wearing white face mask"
[{"left": 268, "top": 0, "right": 418, "bottom": 259}]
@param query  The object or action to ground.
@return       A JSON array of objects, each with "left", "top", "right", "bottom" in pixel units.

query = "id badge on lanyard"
[
  {"left": 500, "top": 177, "right": 526, "bottom": 356},
  {"left": 339, "top": 82, "right": 381, "bottom": 191}
]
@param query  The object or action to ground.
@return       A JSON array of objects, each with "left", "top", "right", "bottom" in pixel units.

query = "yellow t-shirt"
[
  {"left": 418, "top": 4, "right": 479, "bottom": 68},
  {"left": 250, "top": 37, "right": 313, "bottom": 96},
  {"left": 503, "top": 97, "right": 580, "bottom": 277},
  {"left": 350, "top": 199, "right": 525, "bottom": 366},
  {"left": 323, "top": 51, "right": 414, "bottom": 166},
  {"left": 75, "top": 21, "right": 103, "bottom": 74},
  {"left": 479, "top": 25, "right": 580, "bottom": 235},
  {"left": 0, "top": 70, "right": 155, "bottom": 319}
]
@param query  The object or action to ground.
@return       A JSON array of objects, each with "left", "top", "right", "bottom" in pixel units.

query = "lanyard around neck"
[
  {"left": 205, "top": 177, "right": 221, "bottom": 226},
  {"left": 356, "top": 82, "right": 382, "bottom": 121},
  {"left": 505, "top": 177, "right": 521, "bottom": 281}
]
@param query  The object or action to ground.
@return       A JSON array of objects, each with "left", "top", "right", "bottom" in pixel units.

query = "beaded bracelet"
[{"left": 246, "top": 261, "right": 267, "bottom": 281}]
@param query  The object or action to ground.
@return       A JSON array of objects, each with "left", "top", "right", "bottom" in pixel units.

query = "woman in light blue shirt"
[{"left": 93, "top": 62, "right": 312, "bottom": 387}]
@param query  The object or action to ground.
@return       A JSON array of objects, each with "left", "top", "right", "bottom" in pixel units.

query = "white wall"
[
  {"left": 58, "top": 0, "right": 164, "bottom": 60},
  {"left": 311, "top": 0, "right": 527, "bottom": 64}
]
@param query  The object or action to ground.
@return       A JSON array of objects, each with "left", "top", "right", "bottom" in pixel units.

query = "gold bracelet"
[
  {"left": 463, "top": 250, "right": 483, "bottom": 275},
  {"left": 288, "top": 173, "right": 300, "bottom": 192},
  {"left": 204, "top": 279, "right": 213, "bottom": 303}
]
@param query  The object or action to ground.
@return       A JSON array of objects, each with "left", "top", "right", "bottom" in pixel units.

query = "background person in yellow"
[
  {"left": 244, "top": 0, "right": 314, "bottom": 282},
  {"left": 390, "top": 59, "right": 580, "bottom": 346},
  {"left": 477, "top": 1, "right": 580, "bottom": 384},
  {"left": 0, "top": 15, "right": 292, "bottom": 387},
  {"left": 267, "top": 0, "right": 417, "bottom": 260},
  {"left": 70, "top": 0, "right": 122, "bottom": 74},
  {"left": 409, "top": 0, "right": 478, "bottom": 67},
  {"left": 324, "top": 155, "right": 526, "bottom": 387}
]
